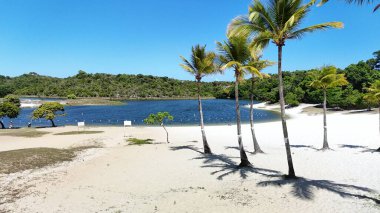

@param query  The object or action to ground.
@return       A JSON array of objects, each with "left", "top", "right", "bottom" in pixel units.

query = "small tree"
[
  {"left": 310, "top": 66, "right": 348, "bottom": 150},
  {"left": 32, "top": 102, "right": 65, "bottom": 127},
  {"left": 144, "top": 112, "right": 174, "bottom": 143},
  {"left": 4, "top": 94, "right": 21, "bottom": 107},
  {"left": 0, "top": 102, "right": 20, "bottom": 129}
]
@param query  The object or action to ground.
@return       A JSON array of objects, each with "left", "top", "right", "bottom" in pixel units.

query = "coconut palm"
[
  {"left": 228, "top": 0, "right": 343, "bottom": 177},
  {"left": 217, "top": 35, "right": 261, "bottom": 167},
  {"left": 247, "top": 51, "right": 273, "bottom": 154},
  {"left": 364, "top": 80, "right": 380, "bottom": 141},
  {"left": 310, "top": 66, "right": 348, "bottom": 150},
  {"left": 180, "top": 45, "right": 218, "bottom": 154}
]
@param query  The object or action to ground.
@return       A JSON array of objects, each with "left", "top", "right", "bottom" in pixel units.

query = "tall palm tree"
[
  {"left": 364, "top": 80, "right": 380, "bottom": 150},
  {"left": 247, "top": 51, "right": 273, "bottom": 154},
  {"left": 309, "top": 66, "right": 348, "bottom": 150},
  {"left": 180, "top": 45, "right": 218, "bottom": 154},
  {"left": 217, "top": 36, "right": 261, "bottom": 167},
  {"left": 228, "top": 0, "right": 343, "bottom": 178}
]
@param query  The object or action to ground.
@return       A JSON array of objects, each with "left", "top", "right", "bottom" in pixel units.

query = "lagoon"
[{"left": 3, "top": 99, "right": 280, "bottom": 127}]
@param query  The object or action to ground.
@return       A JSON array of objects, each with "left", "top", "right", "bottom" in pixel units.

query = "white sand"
[{"left": 0, "top": 104, "right": 379, "bottom": 212}]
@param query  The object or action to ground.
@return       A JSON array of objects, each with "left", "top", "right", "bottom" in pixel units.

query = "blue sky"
[{"left": 0, "top": 0, "right": 378, "bottom": 81}]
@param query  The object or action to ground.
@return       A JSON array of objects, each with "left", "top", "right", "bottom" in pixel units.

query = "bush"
[
  {"left": 67, "top": 94, "right": 77, "bottom": 99},
  {"left": 285, "top": 92, "right": 300, "bottom": 107}
]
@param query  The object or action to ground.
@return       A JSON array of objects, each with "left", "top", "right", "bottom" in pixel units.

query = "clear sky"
[{"left": 0, "top": 0, "right": 378, "bottom": 81}]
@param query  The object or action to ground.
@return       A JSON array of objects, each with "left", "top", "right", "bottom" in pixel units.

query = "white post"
[{"left": 124, "top": 120, "right": 132, "bottom": 137}]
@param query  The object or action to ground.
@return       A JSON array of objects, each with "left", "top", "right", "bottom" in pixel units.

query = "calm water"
[{"left": 2, "top": 99, "right": 280, "bottom": 127}]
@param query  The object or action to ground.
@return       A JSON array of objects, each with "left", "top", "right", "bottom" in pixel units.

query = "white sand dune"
[{"left": 0, "top": 104, "right": 379, "bottom": 212}]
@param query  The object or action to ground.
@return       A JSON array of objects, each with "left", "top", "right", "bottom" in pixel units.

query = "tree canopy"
[{"left": 32, "top": 102, "right": 65, "bottom": 127}]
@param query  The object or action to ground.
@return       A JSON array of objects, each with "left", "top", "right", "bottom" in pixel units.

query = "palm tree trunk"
[
  {"left": 250, "top": 77, "right": 263, "bottom": 154},
  {"left": 197, "top": 79, "right": 211, "bottom": 154},
  {"left": 322, "top": 90, "right": 329, "bottom": 150},
  {"left": 0, "top": 121, "right": 5, "bottom": 129},
  {"left": 378, "top": 104, "right": 380, "bottom": 152},
  {"left": 50, "top": 119, "right": 56, "bottom": 127},
  {"left": 277, "top": 44, "right": 296, "bottom": 178},
  {"left": 162, "top": 124, "right": 169, "bottom": 143},
  {"left": 235, "top": 72, "right": 251, "bottom": 167}
]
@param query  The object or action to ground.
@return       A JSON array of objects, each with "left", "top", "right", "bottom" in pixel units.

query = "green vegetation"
[
  {"left": 180, "top": 44, "right": 219, "bottom": 154},
  {"left": 67, "top": 94, "right": 77, "bottom": 99},
  {"left": 54, "top": 131, "right": 104, "bottom": 136},
  {"left": 144, "top": 112, "right": 174, "bottom": 143},
  {"left": 127, "top": 138, "right": 154, "bottom": 145},
  {"left": 0, "top": 146, "right": 98, "bottom": 174},
  {"left": 309, "top": 66, "right": 349, "bottom": 150},
  {"left": 0, "top": 70, "right": 230, "bottom": 99},
  {"left": 0, "top": 53, "right": 379, "bottom": 111},
  {"left": 0, "top": 95, "right": 21, "bottom": 129},
  {"left": 0, "top": 128, "right": 50, "bottom": 138},
  {"left": 32, "top": 102, "right": 65, "bottom": 127}
]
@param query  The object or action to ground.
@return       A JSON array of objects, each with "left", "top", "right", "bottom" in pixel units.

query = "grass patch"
[
  {"left": 127, "top": 138, "right": 154, "bottom": 145},
  {"left": 0, "top": 128, "right": 50, "bottom": 138},
  {"left": 54, "top": 131, "right": 104, "bottom": 136},
  {"left": 0, "top": 146, "right": 98, "bottom": 174}
]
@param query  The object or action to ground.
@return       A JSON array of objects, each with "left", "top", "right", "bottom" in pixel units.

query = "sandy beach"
[{"left": 0, "top": 104, "right": 379, "bottom": 212}]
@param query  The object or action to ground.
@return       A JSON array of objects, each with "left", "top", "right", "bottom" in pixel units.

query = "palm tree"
[
  {"left": 364, "top": 80, "right": 380, "bottom": 150},
  {"left": 247, "top": 51, "right": 273, "bottom": 154},
  {"left": 309, "top": 66, "right": 348, "bottom": 150},
  {"left": 318, "top": 0, "right": 380, "bottom": 12},
  {"left": 217, "top": 35, "right": 261, "bottom": 167},
  {"left": 228, "top": 0, "right": 343, "bottom": 178},
  {"left": 180, "top": 45, "right": 218, "bottom": 154}
]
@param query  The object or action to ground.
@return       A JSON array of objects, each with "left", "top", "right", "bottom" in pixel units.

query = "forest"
[{"left": 0, "top": 52, "right": 379, "bottom": 109}]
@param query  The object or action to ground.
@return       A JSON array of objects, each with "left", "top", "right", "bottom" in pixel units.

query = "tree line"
[
  {"left": 1, "top": 52, "right": 379, "bottom": 110},
  {"left": 0, "top": 71, "right": 229, "bottom": 99}
]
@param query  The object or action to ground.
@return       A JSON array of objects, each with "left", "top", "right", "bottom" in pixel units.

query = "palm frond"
[{"left": 288, "top": 22, "right": 343, "bottom": 39}]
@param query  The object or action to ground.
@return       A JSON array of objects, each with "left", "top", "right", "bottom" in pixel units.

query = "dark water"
[{"left": 2, "top": 99, "right": 280, "bottom": 127}]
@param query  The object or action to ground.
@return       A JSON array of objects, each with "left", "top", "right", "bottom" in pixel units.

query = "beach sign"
[
  {"left": 123, "top": 120, "right": 132, "bottom": 137},
  {"left": 78, "top": 122, "right": 85, "bottom": 131},
  {"left": 124, "top": 120, "right": 132, "bottom": 127}
]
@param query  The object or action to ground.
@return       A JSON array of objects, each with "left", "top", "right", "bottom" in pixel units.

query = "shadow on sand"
[
  {"left": 339, "top": 144, "right": 380, "bottom": 153},
  {"left": 170, "top": 144, "right": 380, "bottom": 205},
  {"left": 170, "top": 145, "right": 280, "bottom": 180},
  {"left": 224, "top": 146, "right": 254, "bottom": 154},
  {"left": 257, "top": 177, "right": 380, "bottom": 204},
  {"left": 290, "top": 145, "right": 319, "bottom": 151}
]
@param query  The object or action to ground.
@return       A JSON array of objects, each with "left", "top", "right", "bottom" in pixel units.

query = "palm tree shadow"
[
  {"left": 169, "top": 145, "right": 204, "bottom": 154},
  {"left": 290, "top": 145, "right": 318, "bottom": 151},
  {"left": 197, "top": 154, "right": 281, "bottom": 180},
  {"left": 224, "top": 146, "right": 254, "bottom": 154},
  {"left": 170, "top": 144, "right": 280, "bottom": 180},
  {"left": 257, "top": 177, "right": 380, "bottom": 204},
  {"left": 338, "top": 144, "right": 380, "bottom": 153}
]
